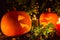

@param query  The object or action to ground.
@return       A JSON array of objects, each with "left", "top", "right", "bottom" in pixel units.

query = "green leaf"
[{"left": 46, "top": 23, "right": 55, "bottom": 28}]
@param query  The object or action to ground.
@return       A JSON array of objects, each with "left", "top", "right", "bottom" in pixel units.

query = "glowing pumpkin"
[
  {"left": 39, "top": 8, "right": 58, "bottom": 26},
  {"left": 39, "top": 12, "right": 58, "bottom": 26},
  {"left": 1, "top": 11, "right": 31, "bottom": 36}
]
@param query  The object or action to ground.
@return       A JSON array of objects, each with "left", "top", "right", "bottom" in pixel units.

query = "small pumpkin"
[
  {"left": 39, "top": 8, "right": 58, "bottom": 26},
  {"left": 1, "top": 11, "right": 31, "bottom": 37}
]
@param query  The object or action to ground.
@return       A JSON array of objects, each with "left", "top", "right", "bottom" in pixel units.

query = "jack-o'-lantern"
[
  {"left": 1, "top": 11, "right": 31, "bottom": 37},
  {"left": 39, "top": 8, "right": 58, "bottom": 26}
]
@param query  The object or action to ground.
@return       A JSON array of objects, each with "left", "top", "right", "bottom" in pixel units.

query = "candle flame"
[
  {"left": 59, "top": 18, "right": 60, "bottom": 22},
  {"left": 57, "top": 18, "right": 60, "bottom": 24}
]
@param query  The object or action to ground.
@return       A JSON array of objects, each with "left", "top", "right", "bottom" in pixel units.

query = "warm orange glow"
[
  {"left": 18, "top": 15, "right": 25, "bottom": 21},
  {"left": 56, "top": 17, "right": 60, "bottom": 36},
  {"left": 1, "top": 11, "right": 32, "bottom": 37},
  {"left": 20, "top": 23, "right": 29, "bottom": 28},
  {"left": 40, "top": 12, "right": 58, "bottom": 26},
  {"left": 57, "top": 17, "right": 60, "bottom": 24}
]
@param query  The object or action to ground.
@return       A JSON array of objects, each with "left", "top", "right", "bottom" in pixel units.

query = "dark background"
[
  {"left": 0, "top": 0, "right": 60, "bottom": 21},
  {"left": 0, "top": 0, "right": 60, "bottom": 40}
]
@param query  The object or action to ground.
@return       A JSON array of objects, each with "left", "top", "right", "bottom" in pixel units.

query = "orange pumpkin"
[
  {"left": 39, "top": 12, "right": 58, "bottom": 26},
  {"left": 1, "top": 11, "right": 31, "bottom": 36},
  {"left": 40, "top": 8, "right": 58, "bottom": 26}
]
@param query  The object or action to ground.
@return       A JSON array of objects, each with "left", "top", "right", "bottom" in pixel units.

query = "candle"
[
  {"left": 56, "top": 18, "right": 60, "bottom": 36},
  {"left": 32, "top": 15, "right": 38, "bottom": 27},
  {"left": 33, "top": 19, "right": 38, "bottom": 27}
]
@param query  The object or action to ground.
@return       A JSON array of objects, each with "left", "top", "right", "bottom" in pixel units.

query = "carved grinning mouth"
[{"left": 40, "top": 17, "right": 52, "bottom": 23}]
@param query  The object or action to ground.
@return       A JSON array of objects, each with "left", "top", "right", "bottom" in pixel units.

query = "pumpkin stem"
[
  {"left": 13, "top": 7, "right": 16, "bottom": 11},
  {"left": 7, "top": 9, "right": 10, "bottom": 12},
  {"left": 47, "top": 8, "right": 51, "bottom": 12}
]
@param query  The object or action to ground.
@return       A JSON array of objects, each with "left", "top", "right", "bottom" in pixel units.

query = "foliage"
[
  {"left": 30, "top": 23, "right": 56, "bottom": 39},
  {"left": 0, "top": 0, "right": 58, "bottom": 40}
]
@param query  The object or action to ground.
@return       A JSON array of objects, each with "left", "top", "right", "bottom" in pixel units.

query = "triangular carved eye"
[
  {"left": 18, "top": 15, "right": 25, "bottom": 21},
  {"left": 20, "top": 23, "right": 29, "bottom": 28},
  {"left": 57, "top": 18, "right": 60, "bottom": 24}
]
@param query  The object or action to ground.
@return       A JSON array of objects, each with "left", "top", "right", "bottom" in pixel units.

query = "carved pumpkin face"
[
  {"left": 40, "top": 12, "right": 58, "bottom": 25},
  {"left": 1, "top": 11, "right": 31, "bottom": 36}
]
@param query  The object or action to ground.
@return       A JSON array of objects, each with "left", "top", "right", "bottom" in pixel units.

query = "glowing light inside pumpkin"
[
  {"left": 18, "top": 15, "right": 29, "bottom": 28},
  {"left": 1, "top": 11, "right": 32, "bottom": 36},
  {"left": 40, "top": 15, "right": 52, "bottom": 25},
  {"left": 20, "top": 23, "right": 29, "bottom": 28},
  {"left": 45, "top": 17, "right": 52, "bottom": 20},
  {"left": 18, "top": 15, "right": 25, "bottom": 21}
]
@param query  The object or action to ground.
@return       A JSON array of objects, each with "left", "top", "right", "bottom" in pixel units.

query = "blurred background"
[
  {"left": 0, "top": 0, "right": 60, "bottom": 20},
  {"left": 0, "top": 0, "right": 60, "bottom": 40}
]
